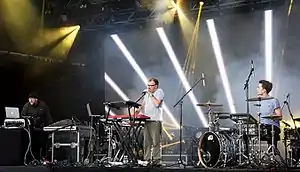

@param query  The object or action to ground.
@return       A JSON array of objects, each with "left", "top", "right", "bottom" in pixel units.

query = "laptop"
[{"left": 5, "top": 107, "right": 20, "bottom": 119}]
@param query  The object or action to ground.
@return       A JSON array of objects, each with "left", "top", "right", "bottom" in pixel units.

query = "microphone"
[
  {"left": 251, "top": 60, "right": 255, "bottom": 77},
  {"left": 286, "top": 93, "right": 290, "bottom": 99},
  {"left": 201, "top": 73, "right": 206, "bottom": 87},
  {"left": 135, "top": 89, "right": 148, "bottom": 103}
]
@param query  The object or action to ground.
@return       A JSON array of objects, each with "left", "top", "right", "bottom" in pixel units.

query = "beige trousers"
[{"left": 143, "top": 121, "right": 162, "bottom": 162}]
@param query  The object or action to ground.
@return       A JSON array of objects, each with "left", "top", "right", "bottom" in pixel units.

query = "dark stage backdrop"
[{"left": 0, "top": 30, "right": 105, "bottom": 124}]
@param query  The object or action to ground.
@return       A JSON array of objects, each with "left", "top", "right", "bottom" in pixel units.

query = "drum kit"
[{"left": 196, "top": 97, "right": 287, "bottom": 169}]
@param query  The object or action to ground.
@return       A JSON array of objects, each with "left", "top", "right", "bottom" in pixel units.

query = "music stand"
[{"left": 171, "top": 77, "right": 203, "bottom": 167}]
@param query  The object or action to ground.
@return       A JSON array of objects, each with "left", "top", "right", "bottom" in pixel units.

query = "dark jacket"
[{"left": 21, "top": 100, "right": 53, "bottom": 129}]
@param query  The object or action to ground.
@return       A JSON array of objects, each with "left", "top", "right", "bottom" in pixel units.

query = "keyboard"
[
  {"left": 43, "top": 125, "right": 94, "bottom": 138},
  {"left": 108, "top": 114, "right": 150, "bottom": 120}
]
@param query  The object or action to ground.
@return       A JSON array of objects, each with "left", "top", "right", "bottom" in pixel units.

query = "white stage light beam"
[
  {"left": 265, "top": 10, "right": 273, "bottom": 84},
  {"left": 105, "top": 72, "right": 130, "bottom": 101},
  {"left": 206, "top": 19, "right": 236, "bottom": 113},
  {"left": 156, "top": 27, "right": 208, "bottom": 127}
]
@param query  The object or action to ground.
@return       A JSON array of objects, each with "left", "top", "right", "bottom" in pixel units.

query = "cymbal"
[
  {"left": 262, "top": 115, "right": 282, "bottom": 119},
  {"left": 197, "top": 101, "right": 223, "bottom": 107},
  {"left": 246, "top": 97, "right": 274, "bottom": 102}
]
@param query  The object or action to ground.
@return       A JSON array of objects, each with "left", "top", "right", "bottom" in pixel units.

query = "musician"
[
  {"left": 136, "top": 78, "right": 164, "bottom": 166},
  {"left": 21, "top": 92, "right": 53, "bottom": 161},
  {"left": 257, "top": 80, "right": 282, "bottom": 148}
]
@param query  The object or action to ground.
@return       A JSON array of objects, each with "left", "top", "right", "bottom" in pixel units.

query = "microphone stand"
[
  {"left": 243, "top": 65, "right": 254, "bottom": 143},
  {"left": 130, "top": 92, "right": 146, "bottom": 162},
  {"left": 172, "top": 77, "right": 203, "bottom": 167},
  {"left": 284, "top": 99, "right": 300, "bottom": 167},
  {"left": 285, "top": 101, "right": 300, "bottom": 139}
]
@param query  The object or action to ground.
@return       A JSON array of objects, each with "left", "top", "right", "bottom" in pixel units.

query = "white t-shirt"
[{"left": 143, "top": 88, "right": 164, "bottom": 121}]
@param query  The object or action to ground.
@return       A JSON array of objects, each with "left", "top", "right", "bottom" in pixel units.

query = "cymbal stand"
[
  {"left": 282, "top": 127, "right": 289, "bottom": 166},
  {"left": 256, "top": 102, "right": 262, "bottom": 163},
  {"left": 208, "top": 106, "right": 214, "bottom": 132},
  {"left": 248, "top": 135, "right": 258, "bottom": 165},
  {"left": 280, "top": 95, "right": 291, "bottom": 166},
  {"left": 265, "top": 125, "right": 276, "bottom": 161},
  {"left": 237, "top": 119, "right": 248, "bottom": 165},
  {"left": 262, "top": 125, "right": 286, "bottom": 167}
]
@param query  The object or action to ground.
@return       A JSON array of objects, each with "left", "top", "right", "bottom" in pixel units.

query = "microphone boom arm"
[
  {"left": 135, "top": 92, "right": 146, "bottom": 103},
  {"left": 243, "top": 66, "right": 254, "bottom": 90},
  {"left": 174, "top": 77, "right": 203, "bottom": 108}
]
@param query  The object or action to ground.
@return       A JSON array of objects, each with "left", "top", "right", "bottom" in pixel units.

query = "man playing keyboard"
[{"left": 21, "top": 92, "right": 53, "bottom": 162}]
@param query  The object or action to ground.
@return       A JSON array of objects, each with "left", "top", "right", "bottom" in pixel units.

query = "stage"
[{"left": 1, "top": 166, "right": 300, "bottom": 172}]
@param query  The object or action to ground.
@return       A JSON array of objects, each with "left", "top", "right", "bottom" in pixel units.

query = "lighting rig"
[{"left": 43, "top": 0, "right": 286, "bottom": 30}]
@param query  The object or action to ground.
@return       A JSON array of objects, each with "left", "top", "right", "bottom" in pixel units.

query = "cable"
[
  {"left": 23, "top": 124, "right": 37, "bottom": 166},
  {"left": 85, "top": 115, "right": 95, "bottom": 164}
]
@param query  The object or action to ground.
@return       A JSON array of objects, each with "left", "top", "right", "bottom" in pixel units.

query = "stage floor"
[{"left": 0, "top": 166, "right": 300, "bottom": 172}]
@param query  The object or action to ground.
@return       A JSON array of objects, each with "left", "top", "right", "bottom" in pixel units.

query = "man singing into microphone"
[
  {"left": 136, "top": 77, "right": 164, "bottom": 166},
  {"left": 257, "top": 80, "right": 282, "bottom": 149}
]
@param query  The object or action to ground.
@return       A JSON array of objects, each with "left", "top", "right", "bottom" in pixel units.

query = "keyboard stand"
[{"left": 105, "top": 101, "right": 143, "bottom": 164}]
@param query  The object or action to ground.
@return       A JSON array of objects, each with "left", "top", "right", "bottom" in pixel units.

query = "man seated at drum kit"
[
  {"left": 256, "top": 80, "right": 282, "bottom": 149},
  {"left": 197, "top": 79, "right": 284, "bottom": 168}
]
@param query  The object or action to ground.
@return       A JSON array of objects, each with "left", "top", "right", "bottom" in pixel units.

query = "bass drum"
[{"left": 198, "top": 131, "right": 239, "bottom": 168}]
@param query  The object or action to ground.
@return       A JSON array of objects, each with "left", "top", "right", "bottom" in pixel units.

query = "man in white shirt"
[{"left": 137, "top": 77, "right": 164, "bottom": 166}]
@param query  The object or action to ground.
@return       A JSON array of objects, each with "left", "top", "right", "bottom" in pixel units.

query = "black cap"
[{"left": 28, "top": 92, "right": 38, "bottom": 99}]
